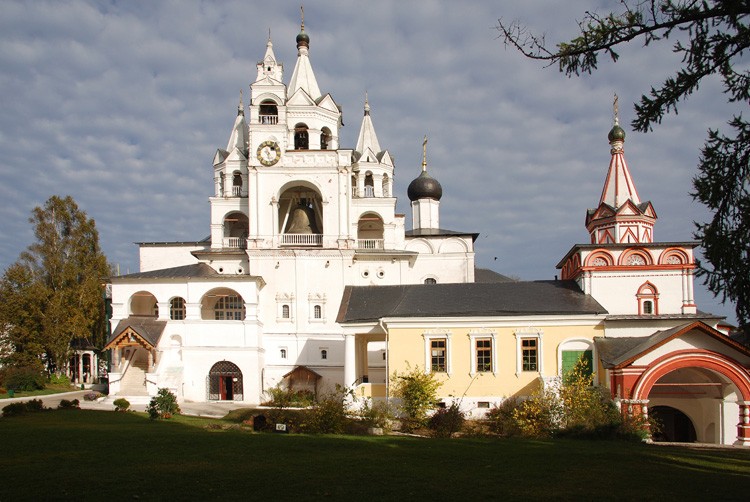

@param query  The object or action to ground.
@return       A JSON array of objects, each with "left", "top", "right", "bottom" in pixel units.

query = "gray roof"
[
  {"left": 595, "top": 320, "right": 750, "bottom": 369},
  {"left": 337, "top": 280, "right": 606, "bottom": 323},
  {"left": 474, "top": 268, "right": 516, "bottom": 283},
  {"left": 405, "top": 228, "right": 479, "bottom": 242},
  {"left": 113, "top": 263, "right": 220, "bottom": 280},
  {"left": 108, "top": 316, "right": 167, "bottom": 347}
]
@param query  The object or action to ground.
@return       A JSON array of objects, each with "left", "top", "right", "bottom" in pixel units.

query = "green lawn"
[
  {"left": 1, "top": 410, "right": 748, "bottom": 501},
  {"left": 0, "top": 383, "right": 80, "bottom": 399}
]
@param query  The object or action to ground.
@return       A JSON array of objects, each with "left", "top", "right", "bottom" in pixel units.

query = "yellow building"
[{"left": 338, "top": 281, "right": 607, "bottom": 413}]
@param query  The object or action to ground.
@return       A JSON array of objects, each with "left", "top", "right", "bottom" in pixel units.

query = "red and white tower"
[{"left": 585, "top": 96, "right": 656, "bottom": 244}]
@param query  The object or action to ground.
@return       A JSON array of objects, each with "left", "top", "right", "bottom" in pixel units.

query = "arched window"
[
  {"left": 280, "top": 348, "right": 287, "bottom": 359},
  {"left": 424, "top": 278, "right": 437, "bottom": 284},
  {"left": 170, "top": 297, "right": 186, "bottom": 320},
  {"left": 364, "top": 173, "right": 374, "bottom": 197},
  {"left": 232, "top": 172, "right": 242, "bottom": 197},
  {"left": 152, "top": 302, "right": 159, "bottom": 317},
  {"left": 636, "top": 282, "right": 659, "bottom": 315},
  {"left": 294, "top": 123, "right": 309, "bottom": 150},
  {"left": 214, "top": 295, "right": 245, "bottom": 320},
  {"left": 382, "top": 174, "right": 390, "bottom": 197},
  {"left": 313, "top": 305, "right": 322, "bottom": 319},
  {"left": 259, "top": 100, "right": 278, "bottom": 125},
  {"left": 320, "top": 349, "right": 328, "bottom": 360},
  {"left": 282, "top": 304, "right": 290, "bottom": 319}
]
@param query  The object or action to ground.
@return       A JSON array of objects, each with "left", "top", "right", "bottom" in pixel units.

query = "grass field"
[{"left": 1, "top": 410, "right": 748, "bottom": 501}]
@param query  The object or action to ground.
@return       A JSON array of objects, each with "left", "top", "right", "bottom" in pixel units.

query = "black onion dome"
[
  {"left": 608, "top": 124, "right": 626, "bottom": 142},
  {"left": 296, "top": 29, "right": 310, "bottom": 47},
  {"left": 407, "top": 171, "right": 443, "bottom": 201}
]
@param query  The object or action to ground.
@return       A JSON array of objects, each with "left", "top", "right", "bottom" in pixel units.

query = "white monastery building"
[{"left": 106, "top": 20, "right": 750, "bottom": 446}]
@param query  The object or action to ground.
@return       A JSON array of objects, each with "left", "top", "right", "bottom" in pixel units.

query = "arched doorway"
[
  {"left": 650, "top": 406, "right": 697, "bottom": 443},
  {"left": 208, "top": 361, "right": 243, "bottom": 401}
]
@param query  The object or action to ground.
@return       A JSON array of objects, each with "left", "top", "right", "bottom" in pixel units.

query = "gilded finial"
[
  {"left": 422, "top": 135, "right": 428, "bottom": 172},
  {"left": 364, "top": 91, "right": 370, "bottom": 115},
  {"left": 300, "top": 5, "right": 305, "bottom": 31},
  {"left": 238, "top": 89, "right": 244, "bottom": 115}
]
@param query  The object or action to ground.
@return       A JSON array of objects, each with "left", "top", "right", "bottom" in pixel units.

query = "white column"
[{"left": 344, "top": 334, "right": 356, "bottom": 387}]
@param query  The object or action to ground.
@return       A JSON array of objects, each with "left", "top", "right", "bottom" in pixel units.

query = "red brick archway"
[{"left": 630, "top": 350, "right": 750, "bottom": 445}]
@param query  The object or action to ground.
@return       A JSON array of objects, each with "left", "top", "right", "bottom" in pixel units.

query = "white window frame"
[
  {"left": 422, "top": 331, "right": 452, "bottom": 375},
  {"left": 469, "top": 331, "right": 497, "bottom": 376},
  {"left": 514, "top": 329, "right": 543, "bottom": 376},
  {"left": 308, "top": 293, "right": 327, "bottom": 323},
  {"left": 276, "top": 294, "right": 295, "bottom": 322}
]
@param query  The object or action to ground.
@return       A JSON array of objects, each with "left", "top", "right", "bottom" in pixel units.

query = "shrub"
[
  {"left": 24, "top": 398, "right": 46, "bottom": 412},
  {"left": 48, "top": 373, "right": 71, "bottom": 386},
  {"left": 147, "top": 388, "right": 181, "bottom": 420},
  {"left": 1, "top": 365, "right": 46, "bottom": 391},
  {"left": 83, "top": 391, "right": 102, "bottom": 401},
  {"left": 428, "top": 402, "right": 465, "bottom": 438},
  {"left": 2, "top": 402, "right": 29, "bottom": 417},
  {"left": 305, "top": 386, "right": 352, "bottom": 434},
  {"left": 57, "top": 399, "right": 80, "bottom": 410},
  {"left": 560, "top": 358, "right": 620, "bottom": 433},
  {"left": 359, "top": 400, "right": 394, "bottom": 431},
  {"left": 262, "top": 385, "right": 315, "bottom": 408},
  {"left": 391, "top": 364, "right": 441, "bottom": 430},
  {"left": 512, "top": 386, "right": 564, "bottom": 438},
  {"left": 486, "top": 397, "right": 523, "bottom": 437},
  {"left": 113, "top": 398, "right": 131, "bottom": 412},
  {"left": 2, "top": 399, "right": 47, "bottom": 417}
]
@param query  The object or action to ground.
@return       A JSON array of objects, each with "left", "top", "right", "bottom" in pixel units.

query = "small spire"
[
  {"left": 364, "top": 91, "right": 370, "bottom": 116},
  {"left": 296, "top": 5, "right": 310, "bottom": 48},
  {"left": 613, "top": 93, "right": 619, "bottom": 126},
  {"left": 237, "top": 89, "right": 244, "bottom": 115},
  {"left": 268, "top": 28, "right": 271, "bottom": 42},
  {"left": 421, "top": 135, "right": 428, "bottom": 172}
]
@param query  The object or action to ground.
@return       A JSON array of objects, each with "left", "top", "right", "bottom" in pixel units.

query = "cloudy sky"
[{"left": 0, "top": 0, "right": 740, "bottom": 323}]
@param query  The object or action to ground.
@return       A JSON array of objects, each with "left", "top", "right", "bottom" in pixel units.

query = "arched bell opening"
[
  {"left": 278, "top": 185, "right": 323, "bottom": 246},
  {"left": 223, "top": 212, "right": 248, "bottom": 249},
  {"left": 294, "top": 123, "right": 309, "bottom": 150},
  {"left": 320, "top": 127, "right": 332, "bottom": 150},
  {"left": 259, "top": 100, "right": 278, "bottom": 125},
  {"left": 357, "top": 213, "right": 384, "bottom": 250}
]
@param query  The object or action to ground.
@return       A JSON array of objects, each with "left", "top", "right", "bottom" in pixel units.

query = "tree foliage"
[
  {"left": 0, "top": 195, "right": 110, "bottom": 372},
  {"left": 497, "top": 1, "right": 750, "bottom": 329},
  {"left": 390, "top": 364, "right": 441, "bottom": 429}
]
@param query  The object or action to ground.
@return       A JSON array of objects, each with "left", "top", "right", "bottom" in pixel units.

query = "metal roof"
[{"left": 337, "top": 280, "right": 606, "bottom": 323}]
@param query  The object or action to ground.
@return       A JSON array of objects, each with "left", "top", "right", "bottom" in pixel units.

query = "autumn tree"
[
  {"left": 497, "top": 1, "right": 750, "bottom": 329},
  {"left": 0, "top": 196, "right": 110, "bottom": 373}
]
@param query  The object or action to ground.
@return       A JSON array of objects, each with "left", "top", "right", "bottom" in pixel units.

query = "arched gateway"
[{"left": 598, "top": 321, "right": 750, "bottom": 445}]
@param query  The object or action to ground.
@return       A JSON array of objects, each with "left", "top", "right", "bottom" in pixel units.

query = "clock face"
[{"left": 257, "top": 140, "right": 281, "bottom": 166}]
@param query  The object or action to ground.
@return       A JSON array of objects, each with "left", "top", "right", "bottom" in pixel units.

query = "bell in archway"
[{"left": 285, "top": 204, "right": 319, "bottom": 234}]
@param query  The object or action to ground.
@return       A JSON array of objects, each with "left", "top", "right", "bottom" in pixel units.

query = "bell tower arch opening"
[{"left": 278, "top": 183, "right": 323, "bottom": 246}]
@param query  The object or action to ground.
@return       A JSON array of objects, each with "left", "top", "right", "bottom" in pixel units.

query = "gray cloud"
[{"left": 0, "top": 0, "right": 738, "bottom": 322}]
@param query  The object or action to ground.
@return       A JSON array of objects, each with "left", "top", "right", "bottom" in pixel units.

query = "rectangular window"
[
  {"left": 522, "top": 338, "right": 538, "bottom": 371},
  {"left": 431, "top": 339, "right": 447, "bottom": 372},
  {"left": 476, "top": 338, "right": 492, "bottom": 372}
]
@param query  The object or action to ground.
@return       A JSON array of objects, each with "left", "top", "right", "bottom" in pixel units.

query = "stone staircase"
[{"left": 118, "top": 354, "right": 149, "bottom": 396}]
